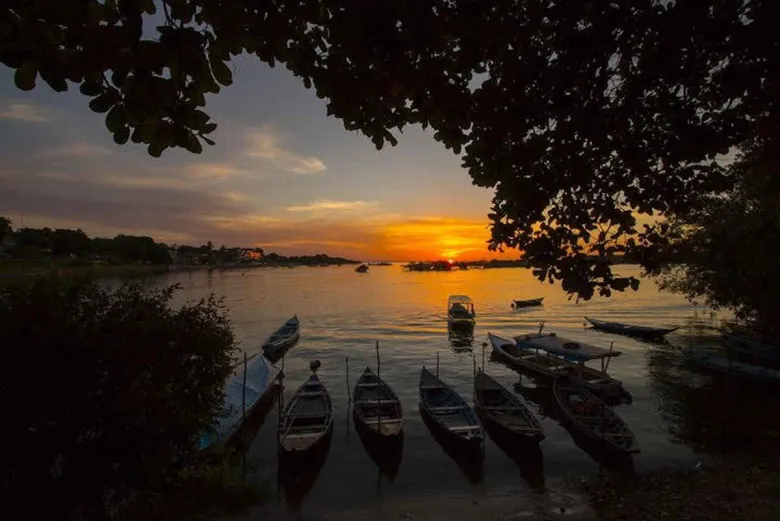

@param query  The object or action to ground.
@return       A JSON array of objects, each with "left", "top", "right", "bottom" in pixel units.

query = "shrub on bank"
[{"left": 0, "top": 277, "right": 238, "bottom": 520}]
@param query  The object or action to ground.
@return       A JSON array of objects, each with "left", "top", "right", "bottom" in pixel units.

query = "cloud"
[
  {"left": 44, "top": 142, "right": 112, "bottom": 158},
  {"left": 285, "top": 200, "right": 379, "bottom": 212},
  {"left": 0, "top": 101, "right": 51, "bottom": 122},
  {"left": 185, "top": 163, "right": 245, "bottom": 180},
  {"left": 245, "top": 126, "right": 326, "bottom": 174}
]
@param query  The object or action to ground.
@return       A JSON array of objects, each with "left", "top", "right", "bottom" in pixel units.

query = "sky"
[{"left": 0, "top": 54, "right": 521, "bottom": 262}]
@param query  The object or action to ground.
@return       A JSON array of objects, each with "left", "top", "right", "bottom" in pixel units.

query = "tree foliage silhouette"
[{"left": 3, "top": 0, "right": 777, "bottom": 297}]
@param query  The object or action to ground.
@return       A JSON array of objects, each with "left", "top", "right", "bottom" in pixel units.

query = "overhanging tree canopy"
[{"left": 3, "top": 0, "right": 777, "bottom": 298}]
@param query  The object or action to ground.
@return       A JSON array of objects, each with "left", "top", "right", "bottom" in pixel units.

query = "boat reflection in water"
[
  {"left": 420, "top": 406, "right": 484, "bottom": 484},
  {"left": 448, "top": 322, "right": 474, "bottom": 351},
  {"left": 354, "top": 416, "right": 404, "bottom": 480},
  {"left": 487, "top": 425, "right": 546, "bottom": 492},
  {"left": 277, "top": 429, "right": 333, "bottom": 511}
]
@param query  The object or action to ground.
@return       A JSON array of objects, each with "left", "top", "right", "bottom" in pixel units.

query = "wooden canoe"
[
  {"left": 474, "top": 369, "right": 544, "bottom": 443},
  {"left": 553, "top": 376, "right": 639, "bottom": 455},
  {"left": 512, "top": 297, "right": 544, "bottom": 307},
  {"left": 262, "top": 315, "right": 300, "bottom": 361},
  {"left": 353, "top": 367, "right": 403, "bottom": 438},
  {"left": 198, "top": 353, "right": 280, "bottom": 450},
  {"left": 488, "top": 333, "right": 631, "bottom": 405},
  {"left": 585, "top": 317, "right": 678, "bottom": 340},
  {"left": 279, "top": 373, "right": 333, "bottom": 453},
  {"left": 419, "top": 367, "right": 482, "bottom": 447}
]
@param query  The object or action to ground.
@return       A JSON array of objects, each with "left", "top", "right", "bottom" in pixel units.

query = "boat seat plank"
[
  {"left": 355, "top": 399, "right": 399, "bottom": 405},
  {"left": 285, "top": 412, "right": 330, "bottom": 419},
  {"left": 449, "top": 425, "right": 482, "bottom": 432},
  {"left": 420, "top": 385, "right": 446, "bottom": 390},
  {"left": 284, "top": 432, "right": 325, "bottom": 439},
  {"left": 428, "top": 405, "right": 468, "bottom": 412},
  {"left": 361, "top": 417, "right": 402, "bottom": 423},
  {"left": 356, "top": 383, "right": 379, "bottom": 388}
]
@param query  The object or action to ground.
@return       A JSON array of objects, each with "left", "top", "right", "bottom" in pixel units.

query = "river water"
[{"left": 153, "top": 264, "right": 773, "bottom": 520}]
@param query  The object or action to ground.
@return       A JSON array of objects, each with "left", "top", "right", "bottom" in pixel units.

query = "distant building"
[{"left": 238, "top": 248, "right": 263, "bottom": 262}]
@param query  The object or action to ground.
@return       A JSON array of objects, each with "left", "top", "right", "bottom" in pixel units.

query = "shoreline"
[
  {"left": 0, "top": 260, "right": 364, "bottom": 279},
  {"left": 584, "top": 456, "right": 780, "bottom": 521}
]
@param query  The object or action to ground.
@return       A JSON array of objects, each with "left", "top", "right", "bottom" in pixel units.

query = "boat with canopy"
[{"left": 447, "top": 295, "right": 475, "bottom": 327}]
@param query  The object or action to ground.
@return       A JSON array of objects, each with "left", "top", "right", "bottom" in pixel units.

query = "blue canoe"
[{"left": 199, "top": 353, "right": 280, "bottom": 450}]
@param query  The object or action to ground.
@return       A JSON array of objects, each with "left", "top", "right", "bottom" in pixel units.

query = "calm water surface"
[{"left": 156, "top": 265, "right": 739, "bottom": 519}]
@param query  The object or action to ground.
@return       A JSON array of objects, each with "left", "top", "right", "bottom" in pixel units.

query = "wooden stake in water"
[
  {"left": 376, "top": 340, "right": 381, "bottom": 432},
  {"left": 472, "top": 353, "right": 478, "bottom": 402},
  {"left": 604, "top": 341, "right": 615, "bottom": 372},
  {"left": 538, "top": 321, "right": 545, "bottom": 335},
  {"left": 241, "top": 352, "right": 248, "bottom": 419},
  {"left": 482, "top": 342, "right": 487, "bottom": 377},
  {"left": 436, "top": 351, "right": 440, "bottom": 377},
  {"left": 345, "top": 356, "right": 351, "bottom": 405}
]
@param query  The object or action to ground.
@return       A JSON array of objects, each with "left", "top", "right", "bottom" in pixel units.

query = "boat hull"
[
  {"left": 419, "top": 404, "right": 483, "bottom": 450},
  {"left": 279, "top": 374, "right": 334, "bottom": 453},
  {"left": 553, "top": 379, "right": 639, "bottom": 455},
  {"left": 722, "top": 333, "right": 780, "bottom": 365},
  {"left": 585, "top": 317, "right": 677, "bottom": 340},
  {"left": 353, "top": 367, "right": 404, "bottom": 440},
  {"left": 262, "top": 316, "right": 301, "bottom": 362},
  {"left": 489, "top": 333, "right": 631, "bottom": 405},
  {"left": 475, "top": 401, "right": 544, "bottom": 445},
  {"left": 687, "top": 353, "right": 780, "bottom": 383},
  {"left": 513, "top": 298, "right": 544, "bottom": 307}
]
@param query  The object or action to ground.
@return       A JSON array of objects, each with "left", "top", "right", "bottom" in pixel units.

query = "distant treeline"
[
  {"left": 404, "top": 256, "right": 636, "bottom": 271},
  {"left": 0, "top": 217, "right": 360, "bottom": 267},
  {"left": 2, "top": 223, "right": 172, "bottom": 265}
]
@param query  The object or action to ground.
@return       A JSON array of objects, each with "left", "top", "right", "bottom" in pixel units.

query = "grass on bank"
[{"left": 115, "top": 449, "right": 270, "bottom": 521}]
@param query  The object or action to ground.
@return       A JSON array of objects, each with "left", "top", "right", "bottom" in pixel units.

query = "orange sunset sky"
[{"left": 0, "top": 55, "right": 521, "bottom": 262}]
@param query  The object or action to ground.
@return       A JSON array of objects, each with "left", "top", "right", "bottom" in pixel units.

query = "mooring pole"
[
  {"left": 376, "top": 340, "right": 381, "bottom": 432},
  {"left": 345, "top": 356, "right": 350, "bottom": 404},
  {"left": 436, "top": 351, "right": 440, "bottom": 377},
  {"left": 242, "top": 352, "right": 248, "bottom": 419},
  {"left": 604, "top": 341, "right": 615, "bottom": 372},
  {"left": 472, "top": 353, "right": 477, "bottom": 399}
]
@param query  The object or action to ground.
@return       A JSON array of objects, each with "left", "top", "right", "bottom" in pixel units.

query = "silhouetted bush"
[{"left": 0, "top": 278, "right": 237, "bottom": 520}]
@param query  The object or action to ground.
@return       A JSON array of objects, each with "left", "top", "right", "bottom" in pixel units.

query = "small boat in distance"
[
  {"left": 512, "top": 297, "right": 544, "bottom": 308},
  {"left": 419, "top": 367, "right": 482, "bottom": 448},
  {"left": 353, "top": 367, "right": 403, "bottom": 439},
  {"left": 279, "top": 371, "right": 333, "bottom": 453},
  {"left": 553, "top": 376, "right": 639, "bottom": 455},
  {"left": 585, "top": 317, "right": 678, "bottom": 340},
  {"left": 474, "top": 369, "right": 544, "bottom": 444},
  {"left": 262, "top": 315, "right": 300, "bottom": 361},
  {"left": 355, "top": 264, "right": 369, "bottom": 273},
  {"left": 447, "top": 295, "right": 476, "bottom": 327}
]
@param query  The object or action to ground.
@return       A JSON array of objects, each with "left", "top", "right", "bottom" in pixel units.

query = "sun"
[{"left": 447, "top": 258, "right": 455, "bottom": 264}]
